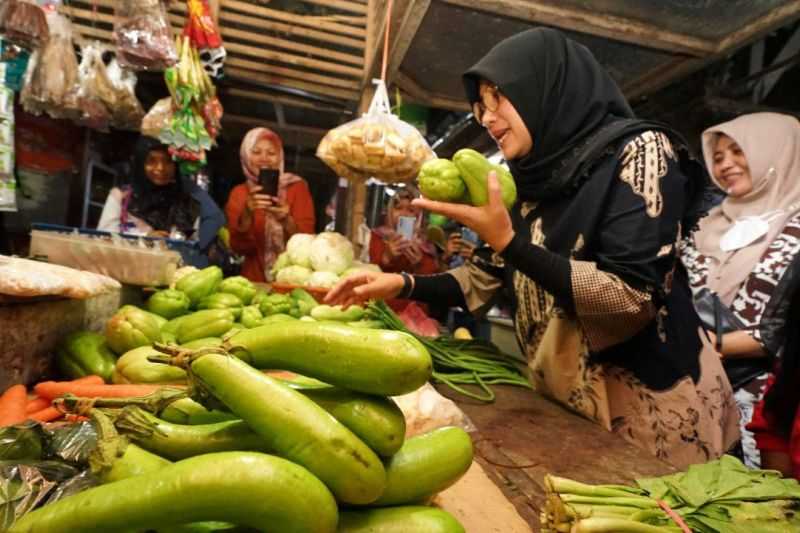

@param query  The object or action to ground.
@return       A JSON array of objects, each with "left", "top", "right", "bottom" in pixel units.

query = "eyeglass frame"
[{"left": 472, "top": 84, "right": 501, "bottom": 125}]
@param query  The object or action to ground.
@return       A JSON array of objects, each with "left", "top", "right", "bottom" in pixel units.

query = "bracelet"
[
  {"left": 715, "top": 333, "right": 723, "bottom": 354},
  {"left": 399, "top": 272, "right": 414, "bottom": 299}
]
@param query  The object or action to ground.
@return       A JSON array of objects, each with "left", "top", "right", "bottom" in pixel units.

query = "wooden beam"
[
  {"left": 221, "top": 87, "right": 348, "bottom": 114},
  {"left": 221, "top": 26, "right": 363, "bottom": 67},
  {"left": 225, "top": 0, "right": 366, "bottom": 40},
  {"left": 222, "top": 114, "right": 327, "bottom": 149},
  {"left": 395, "top": 72, "right": 470, "bottom": 111},
  {"left": 225, "top": 54, "right": 360, "bottom": 90},
  {"left": 297, "top": 0, "right": 369, "bottom": 16},
  {"left": 224, "top": 41, "right": 363, "bottom": 78},
  {"left": 705, "top": 96, "right": 800, "bottom": 120},
  {"left": 225, "top": 61, "right": 360, "bottom": 98},
  {"left": 718, "top": 1, "right": 800, "bottom": 53},
  {"left": 209, "top": 0, "right": 220, "bottom": 28},
  {"left": 361, "top": 0, "right": 391, "bottom": 92},
  {"left": 622, "top": 57, "right": 704, "bottom": 101},
  {"left": 220, "top": 10, "right": 364, "bottom": 52},
  {"left": 385, "top": 0, "right": 431, "bottom": 84},
  {"left": 439, "top": 0, "right": 716, "bottom": 57}
]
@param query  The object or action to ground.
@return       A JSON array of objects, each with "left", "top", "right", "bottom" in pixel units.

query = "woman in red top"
[
  {"left": 369, "top": 188, "right": 441, "bottom": 275},
  {"left": 225, "top": 127, "right": 315, "bottom": 282}
]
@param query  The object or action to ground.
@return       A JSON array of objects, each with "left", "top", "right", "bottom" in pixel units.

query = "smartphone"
[
  {"left": 461, "top": 227, "right": 479, "bottom": 245},
  {"left": 396, "top": 216, "right": 416, "bottom": 240},
  {"left": 258, "top": 168, "right": 280, "bottom": 197}
]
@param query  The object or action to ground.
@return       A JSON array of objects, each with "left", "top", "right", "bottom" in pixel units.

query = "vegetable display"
[
  {"left": 147, "top": 289, "right": 191, "bottom": 319},
  {"left": 56, "top": 331, "right": 117, "bottom": 382},
  {"left": 104, "top": 305, "right": 162, "bottom": 355}
]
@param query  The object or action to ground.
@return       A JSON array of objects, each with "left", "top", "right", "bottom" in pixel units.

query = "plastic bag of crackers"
[{"left": 317, "top": 80, "right": 434, "bottom": 183}]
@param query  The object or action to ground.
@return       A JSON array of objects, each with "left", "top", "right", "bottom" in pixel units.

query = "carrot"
[
  {"left": 25, "top": 397, "right": 50, "bottom": 414},
  {"left": 34, "top": 382, "right": 171, "bottom": 401},
  {"left": 29, "top": 406, "right": 64, "bottom": 423},
  {"left": 0, "top": 384, "right": 28, "bottom": 426},
  {"left": 69, "top": 375, "right": 106, "bottom": 386}
]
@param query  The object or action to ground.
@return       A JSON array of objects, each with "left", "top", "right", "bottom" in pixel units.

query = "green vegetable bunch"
[{"left": 541, "top": 455, "right": 800, "bottom": 533}]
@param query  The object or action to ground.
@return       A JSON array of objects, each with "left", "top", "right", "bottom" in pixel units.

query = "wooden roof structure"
[{"left": 64, "top": 0, "right": 800, "bottom": 236}]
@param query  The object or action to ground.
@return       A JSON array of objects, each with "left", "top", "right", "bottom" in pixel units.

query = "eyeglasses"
[{"left": 472, "top": 84, "right": 501, "bottom": 125}]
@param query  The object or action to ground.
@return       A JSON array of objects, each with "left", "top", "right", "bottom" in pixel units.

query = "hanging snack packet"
[
  {"left": 19, "top": 10, "right": 80, "bottom": 120},
  {"left": 317, "top": 79, "right": 435, "bottom": 183},
  {"left": 75, "top": 41, "right": 113, "bottom": 131},
  {"left": 106, "top": 58, "right": 145, "bottom": 131},
  {"left": 113, "top": 0, "right": 178, "bottom": 71},
  {"left": 0, "top": 0, "right": 49, "bottom": 51},
  {"left": 141, "top": 96, "right": 174, "bottom": 139}
]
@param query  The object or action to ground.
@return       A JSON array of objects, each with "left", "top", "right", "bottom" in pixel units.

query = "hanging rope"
[{"left": 380, "top": 0, "right": 394, "bottom": 82}]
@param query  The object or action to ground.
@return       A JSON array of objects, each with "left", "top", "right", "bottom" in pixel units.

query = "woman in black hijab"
[
  {"left": 327, "top": 28, "right": 739, "bottom": 467},
  {"left": 97, "top": 136, "right": 225, "bottom": 267}
]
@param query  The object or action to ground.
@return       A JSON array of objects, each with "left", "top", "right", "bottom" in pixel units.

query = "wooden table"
[{"left": 436, "top": 385, "right": 677, "bottom": 530}]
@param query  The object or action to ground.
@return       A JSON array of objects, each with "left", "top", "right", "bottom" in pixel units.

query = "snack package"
[
  {"left": 19, "top": 10, "right": 80, "bottom": 120},
  {"left": 106, "top": 58, "right": 145, "bottom": 131},
  {"left": 113, "top": 0, "right": 178, "bottom": 71},
  {"left": 317, "top": 79, "right": 435, "bottom": 183},
  {"left": 74, "top": 41, "right": 114, "bottom": 131},
  {"left": 141, "top": 96, "right": 174, "bottom": 139},
  {"left": 0, "top": 0, "right": 49, "bottom": 51},
  {"left": 0, "top": 37, "right": 32, "bottom": 91}
]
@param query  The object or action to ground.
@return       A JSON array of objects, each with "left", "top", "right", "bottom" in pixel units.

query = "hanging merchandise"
[
  {"left": 316, "top": 0, "right": 434, "bottom": 183},
  {"left": 113, "top": 0, "right": 178, "bottom": 71},
  {"left": 161, "top": 35, "right": 222, "bottom": 173},
  {"left": 141, "top": 96, "right": 174, "bottom": 139},
  {"left": 0, "top": 0, "right": 49, "bottom": 51},
  {"left": 74, "top": 41, "right": 113, "bottom": 131},
  {"left": 0, "top": 86, "right": 14, "bottom": 212},
  {"left": 0, "top": 38, "right": 31, "bottom": 92},
  {"left": 183, "top": 0, "right": 226, "bottom": 79},
  {"left": 317, "top": 79, "right": 435, "bottom": 183},
  {"left": 105, "top": 58, "right": 145, "bottom": 131},
  {"left": 18, "top": 10, "right": 80, "bottom": 120}
]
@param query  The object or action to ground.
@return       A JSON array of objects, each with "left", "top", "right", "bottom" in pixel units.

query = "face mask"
[{"left": 719, "top": 216, "right": 769, "bottom": 252}]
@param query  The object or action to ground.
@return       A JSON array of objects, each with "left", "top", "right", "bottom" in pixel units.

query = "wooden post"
[{"left": 208, "top": 0, "right": 221, "bottom": 29}]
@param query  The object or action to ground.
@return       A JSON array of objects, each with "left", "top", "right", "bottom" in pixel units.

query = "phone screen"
[
  {"left": 258, "top": 168, "right": 280, "bottom": 197},
  {"left": 396, "top": 216, "right": 416, "bottom": 240},
  {"left": 461, "top": 227, "right": 479, "bottom": 245}
]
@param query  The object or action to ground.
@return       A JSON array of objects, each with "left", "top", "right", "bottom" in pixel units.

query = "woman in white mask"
[{"left": 681, "top": 112, "right": 800, "bottom": 468}]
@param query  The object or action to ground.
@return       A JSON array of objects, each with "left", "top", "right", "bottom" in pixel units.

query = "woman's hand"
[
  {"left": 325, "top": 272, "right": 405, "bottom": 307},
  {"left": 457, "top": 238, "right": 476, "bottom": 260},
  {"left": 264, "top": 196, "right": 289, "bottom": 221},
  {"left": 402, "top": 242, "right": 423, "bottom": 266},
  {"left": 705, "top": 329, "right": 767, "bottom": 359},
  {"left": 413, "top": 171, "right": 514, "bottom": 253},
  {"left": 382, "top": 234, "right": 407, "bottom": 265},
  {"left": 246, "top": 185, "right": 272, "bottom": 212},
  {"left": 147, "top": 230, "right": 170, "bottom": 239},
  {"left": 444, "top": 232, "right": 462, "bottom": 259}
]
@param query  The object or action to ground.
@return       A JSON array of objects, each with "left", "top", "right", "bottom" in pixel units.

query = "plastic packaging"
[
  {"left": 141, "top": 96, "right": 174, "bottom": 139},
  {"left": 392, "top": 383, "right": 476, "bottom": 438},
  {"left": 74, "top": 41, "right": 114, "bottom": 131},
  {"left": 0, "top": 422, "right": 43, "bottom": 461},
  {"left": 317, "top": 80, "right": 435, "bottom": 183},
  {"left": 106, "top": 58, "right": 145, "bottom": 131},
  {"left": 113, "top": 0, "right": 178, "bottom": 71},
  {"left": 42, "top": 420, "right": 98, "bottom": 464},
  {"left": 0, "top": 0, "right": 49, "bottom": 51},
  {"left": 19, "top": 10, "right": 80, "bottom": 120}
]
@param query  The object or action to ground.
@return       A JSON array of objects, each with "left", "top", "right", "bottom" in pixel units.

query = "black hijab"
[
  {"left": 126, "top": 137, "right": 198, "bottom": 235},
  {"left": 463, "top": 28, "right": 702, "bottom": 213}
]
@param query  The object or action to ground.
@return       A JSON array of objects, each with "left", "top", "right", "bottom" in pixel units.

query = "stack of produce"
[
  {"left": 541, "top": 455, "right": 800, "bottom": 532},
  {"left": 1, "top": 267, "right": 475, "bottom": 532},
  {"left": 418, "top": 148, "right": 517, "bottom": 208},
  {"left": 272, "top": 231, "right": 381, "bottom": 290}
]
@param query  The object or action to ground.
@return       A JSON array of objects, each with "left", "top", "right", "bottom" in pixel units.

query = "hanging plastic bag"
[
  {"left": 141, "top": 96, "right": 174, "bottom": 138},
  {"left": 317, "top": 79, "right": 435, "bottom": 183},
  {"left": 74, "top": 41, "right": 114, "bottom": 131},
  {"left": 113, "top": 0, "right": 178, "bottom": 71},
  {"left": 18, "top": 10, "right": 80, "bottom": 120},
  {"left": 0, "top": 0, "right": 49, "bottom": 51},
  {"left": 184, "top": 0, "right": 226, "bottom": 79},
  {"left": 106, "top": 58, "right": 145, "bottom": 131}
]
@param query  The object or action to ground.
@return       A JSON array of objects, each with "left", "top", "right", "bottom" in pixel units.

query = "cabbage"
[
  {"left": 341, "top": 263, "right": 382, "bottom": 278},
  {"left": 309, "top": 232, "right": 354, "bottom": 274},
  {"left": 270, "top": 252, "right": 291, "bottom": 277},
  {"left": 286, "top": 233, "right": 315, "bottom": 268},
  {"left": 275, "top": 265, "right": 313, "bottom": 285},
  {"left": 307, "top": 271, "right": 339, "bottom": 289}
]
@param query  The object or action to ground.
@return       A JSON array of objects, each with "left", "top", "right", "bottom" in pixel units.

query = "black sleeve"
[
  {"left": 499, "top": 233, "right": 573, "bottom": 303},
  {"left": 409, "top": 273, "right": 467, "bottom": 309}
]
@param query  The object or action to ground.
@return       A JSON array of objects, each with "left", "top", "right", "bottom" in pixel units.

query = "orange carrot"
[
  {"left": 69, "top": 375, "right": 105, "bottom": 386},
  {"left": 25, "top": 397, "right": 50, "bottom": 414},
  {"left": 0, "top": 384, "right": 28, "bottom": 426},
  {"left": 34, "top": 382, "right": 171, "bottom": 401},
  {"left": 29, "top": 406, "right": 63, "bottom": 423}
]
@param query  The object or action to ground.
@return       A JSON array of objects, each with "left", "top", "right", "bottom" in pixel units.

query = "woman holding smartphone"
[
  {"left": 369, "top": 187, "right": 441, "bottom": 275},
  {"left": 225, "top": 127, "right": 315, "bottom": 282}
]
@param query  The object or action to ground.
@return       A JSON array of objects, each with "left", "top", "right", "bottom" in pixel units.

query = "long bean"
[{"left": 367, "top": 301, "right": 531, "bottom": 402}]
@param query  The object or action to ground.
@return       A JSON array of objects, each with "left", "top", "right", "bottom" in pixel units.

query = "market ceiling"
[{"left": 65, "top": 0, "right": 800, "bottom": 151}]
